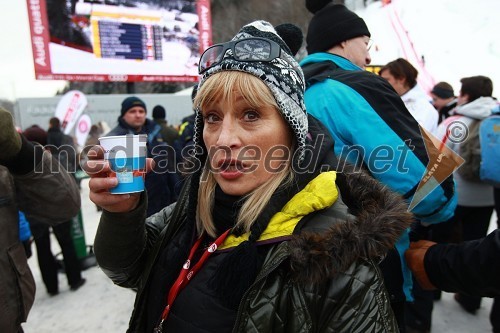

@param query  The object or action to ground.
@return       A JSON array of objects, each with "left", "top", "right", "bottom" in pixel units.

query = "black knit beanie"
[
  {"left": 152, "top": 105, "right": 166, "bottom": 119},
  {"left": 120, "top": 96, "right": 146, "bottom": 116},
  {"left": 431, "top": 82, "right": 455, "bottom": 99},
  {"left": 306, "top": 0, "right": 371, "bottom": 53}
]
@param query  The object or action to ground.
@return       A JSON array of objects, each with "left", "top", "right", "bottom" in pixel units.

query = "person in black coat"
[
  {"left": 406, "top": 230, "right": 500, "bottom": 332},
  {"left": 26, "top": 119, "right": 86, "bottom": 296},
  {"left": 0, "top": 108, "right": 81, "bottom": 332},
  {"left": 406, "top": 230, "right": 500, "bottom": 296}
]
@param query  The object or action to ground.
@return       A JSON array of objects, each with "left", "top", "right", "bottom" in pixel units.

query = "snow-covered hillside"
[{"left": 357, "top": 0, "right": 499, "bottom": 95}]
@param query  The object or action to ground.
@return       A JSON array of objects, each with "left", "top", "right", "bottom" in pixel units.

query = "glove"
[
  {"left": 0, "top": 107, "right": 22, "bottom": 162},
  {"left": 405, "top": 240, "right": 437, "bottom": 290}
]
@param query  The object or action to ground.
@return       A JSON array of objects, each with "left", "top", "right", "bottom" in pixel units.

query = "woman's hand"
[{"left": 82, "top": 145, "right": 154, "bottom": 213}]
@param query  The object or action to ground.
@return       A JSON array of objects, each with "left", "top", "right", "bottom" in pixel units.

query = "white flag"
[
  {"left": 75, "top": 114, "right": 92, "bottom": 147},
  {"left": 54, "top": 90, "right": 88, "bottom": 134}
]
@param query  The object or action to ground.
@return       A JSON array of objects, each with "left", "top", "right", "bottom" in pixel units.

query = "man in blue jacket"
[
  {"left": 300, "top": 1, "right": 457, "bottom": 332},
  {"left": 107, "top": 96, "right": 179, "bottom": 217}
]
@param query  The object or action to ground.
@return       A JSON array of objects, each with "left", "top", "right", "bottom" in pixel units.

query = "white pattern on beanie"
[{"left": 194, "top": 20, "right": 308, "bottom": 162}]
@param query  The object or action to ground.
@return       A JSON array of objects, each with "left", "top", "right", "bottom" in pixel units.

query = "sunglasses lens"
[
  {"left": 199, "top": 45, "right": 224, "bottom": 73},
  {"left": 234, "top": 39, "right": 272, "bottom": 61}
]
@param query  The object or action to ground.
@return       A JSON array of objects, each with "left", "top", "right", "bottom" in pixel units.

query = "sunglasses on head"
[{"left": 198, "top": 37, "right": 282, "bottom": 74}]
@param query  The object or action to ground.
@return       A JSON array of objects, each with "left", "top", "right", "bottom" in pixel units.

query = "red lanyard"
[{"left": 154, "top": 229, "right": 231, "bottom": 333}]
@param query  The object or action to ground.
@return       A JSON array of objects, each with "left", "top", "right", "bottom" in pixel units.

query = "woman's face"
[{"left": 202, "top": 92, "right": 293, "bottom": 196}]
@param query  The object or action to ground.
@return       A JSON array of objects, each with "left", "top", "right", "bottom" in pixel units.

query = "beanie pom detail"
[
  {"left": 306, "top": 0, "right": 332, "bottom": 14},
  {"left": 275, "top": 23, "right": 304, "bottom": 56}
]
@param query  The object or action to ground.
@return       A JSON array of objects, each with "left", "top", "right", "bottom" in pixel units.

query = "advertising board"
[{"left": 26, "top": 0, "right": 211, "bottom": 82}]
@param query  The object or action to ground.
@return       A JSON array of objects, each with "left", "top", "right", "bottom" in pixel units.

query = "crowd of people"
[{"left": 2, "top": 0, "right": 499, "bottom": 332}]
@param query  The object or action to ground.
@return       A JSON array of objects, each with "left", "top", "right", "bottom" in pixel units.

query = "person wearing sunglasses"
[
  {"left": 300, "top": 1, "right": 457, "bottom": 332},
  {"left": 85, "top": 20, "right": 412, "bottom": 332}
]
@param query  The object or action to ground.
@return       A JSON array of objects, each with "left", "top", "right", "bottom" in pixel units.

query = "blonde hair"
[
  {"left": 194, "top": 71, "right": 278, "bottom": 113},
  {"left": 194, "top": 71, "right": 295, "bottom": 237}
]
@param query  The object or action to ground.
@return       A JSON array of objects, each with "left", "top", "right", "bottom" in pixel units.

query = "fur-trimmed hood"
[
  {"left": 288, "top": 117, "right": 414, "bottom": 284},
  {"left": 289, "top": 166, "right": 414, "bottom": 283}
]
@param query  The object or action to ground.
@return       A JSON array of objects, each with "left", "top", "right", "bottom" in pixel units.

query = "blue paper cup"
[{"left": 99, "top": 134, "right": 147, "bottom": 194}]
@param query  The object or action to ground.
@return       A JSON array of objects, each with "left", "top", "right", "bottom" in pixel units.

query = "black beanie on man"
[
  {"left": 306, "top": 0, "right": 371, "bottom": 53},
  {"left": 120, "top": 96, "right": 146, "bottom": 116},
  {"left": 431, "top": 82, "right": 455, "bottom": 99}
]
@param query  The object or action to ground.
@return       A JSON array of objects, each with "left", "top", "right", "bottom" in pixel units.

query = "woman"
[
  {"left": 86, "top": 21, "right": 412, "bottom": 332},
  {"left": 379, "top": 58, "right": 439, "bottom": 134}
]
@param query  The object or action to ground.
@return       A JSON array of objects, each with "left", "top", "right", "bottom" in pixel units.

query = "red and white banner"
[
  {"left": 383, "top": 1, "right": 435, "bottom": 93},
  {"left": 54, "top": 90, "right": 88, "bottom": 134},
  {"left": 75, "top": 114, "right": 92, "bottom": 147},
  {"left": 26, "top": 0, "right": 52, "bottom": 75}
]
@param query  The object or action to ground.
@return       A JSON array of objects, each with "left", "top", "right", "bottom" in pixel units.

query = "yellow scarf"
[{"left": 219, "top": 171, "right": 338, "bottom": 250}]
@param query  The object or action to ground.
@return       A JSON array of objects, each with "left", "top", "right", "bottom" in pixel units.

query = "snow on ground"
[
  {"left": 358, "top": 0, "right": 500, "bottom": 96},
  {"left": 22, "top": 178, "right": 135, "bottom": 333}
]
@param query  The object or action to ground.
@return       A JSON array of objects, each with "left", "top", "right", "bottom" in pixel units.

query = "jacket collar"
[
  {"left": 117, "top": 117, "right": 158, "bottom": 134},
  {"left": 219, "top": 171, "right": 338, "bottom": 250},
  {"left": 154, "top": 119, "right": 167, "bottom": 126},
  {"left": 300, "top": 52, "right": 363, "bottom": 71},
  {"left": 289, "top": 167, "right": 414, "bottom": 284}
]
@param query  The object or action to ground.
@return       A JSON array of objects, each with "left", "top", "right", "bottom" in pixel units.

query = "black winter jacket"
[
  {"left": 94, "top": 116, "right": 413, "bottom": 332},
  {"left": 425, "top": 229, "right": 500, "bottom": 297}
]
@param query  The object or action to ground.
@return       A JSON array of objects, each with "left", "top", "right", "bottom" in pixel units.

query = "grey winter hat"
[{"left": 194, "top": 20, "right": 308, "bottom": 162}]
